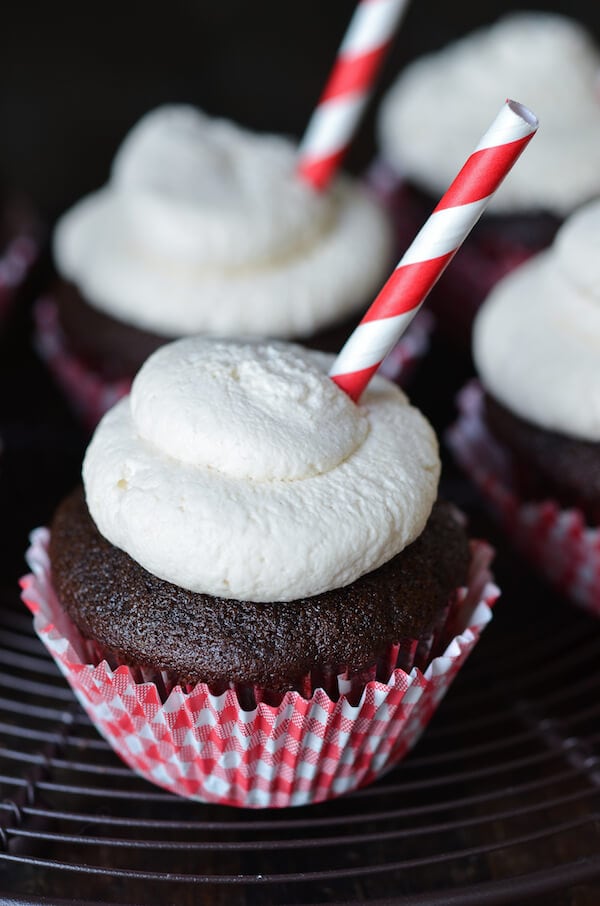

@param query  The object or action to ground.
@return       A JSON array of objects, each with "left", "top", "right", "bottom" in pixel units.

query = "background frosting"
[
  {"left": 110, "top": 106, "right": 332, "bottom": 268},
  {"left": 54, "top": 105, "right": 392, "bottom": 338},
  {"left": 378, "top": 13, "right": 600, "bottom": 215},
  {"left": 474, "top": 199, "right": 600, "bottom": 441},
  {"left": 83, "top": 337, "right": 440, "bottom": 602}
]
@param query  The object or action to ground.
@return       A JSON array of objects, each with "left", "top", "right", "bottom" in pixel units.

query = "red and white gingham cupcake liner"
[
  {"left": 33, "top": 295, "right": 432, "bottom": 431},
  {"left": 448, "top": 381, "right": 600, "bottom": 617},
  {"left": 21, "top": 529, "right": 497, "bottom": 809},
  {"left": 0, "top": 233, "right": 38, "bottom": 323}
]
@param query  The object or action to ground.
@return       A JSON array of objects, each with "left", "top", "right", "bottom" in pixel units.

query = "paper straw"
[
  {"left": 297, "top": 0, "right": 410, "bottom": 191},
  {"left": 329, "top": 99, "right": 539, "bottom": 401}
]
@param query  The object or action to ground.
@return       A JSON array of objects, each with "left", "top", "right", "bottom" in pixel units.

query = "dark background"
[{"left": 2, "top": 0, "right": 600, "bottom": 218}]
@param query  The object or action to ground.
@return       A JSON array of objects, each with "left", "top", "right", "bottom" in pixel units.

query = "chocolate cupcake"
[
  {"left": 50, "top": 488, "right": 470, "bottom": 697},
  {"left": 374, "top": 12, "right": 600, "bottom": 345},
  {"left": 449, "top": 200, "right": 600, "bottom": 614},
  {"left": 23, "top": 336, "right": 497, "bottom": 807},
  {"left": 36, "top": 105, "right": 406, "bottom": 426}
]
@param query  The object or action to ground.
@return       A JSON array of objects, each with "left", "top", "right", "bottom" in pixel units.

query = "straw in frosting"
[
  {"left": 329, "top": 99, "right": 539, "bottom": 401},
  {"left": 297, "top": 0, "right": 411, "bottom": 191}
]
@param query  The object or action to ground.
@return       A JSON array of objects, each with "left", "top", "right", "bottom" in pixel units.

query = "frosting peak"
[
  {"left": 83, "top": 338, "right": 439, "bottom": 602},
  {"left": 109, "top": 105, "right": 331, "bottom": 267},
  {"left": 113, "top": 106, "right": 240, "bottom": 202},
  {"left": 378, "top": 12, "right": 600, "bottom": 215},
  {"left": 130, "top": 338, "right": 368, "bottom": 480}
]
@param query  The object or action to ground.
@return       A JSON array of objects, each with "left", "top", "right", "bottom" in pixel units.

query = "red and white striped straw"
[
  {"left": 329, "top": 99, "right": 539, "bottom": 401},
  {"left": 297, "top": 0, "right": 410, "bottom": 191}
]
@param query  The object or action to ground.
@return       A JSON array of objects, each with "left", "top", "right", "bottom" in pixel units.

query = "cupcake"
[
  {"left": 374, "top": 12, "right": 600, "bottom": 345},
  {"left": 22, "top": 335, "right": 497, "bottom": 808},
  {"left": 34, "top": 105, "right": 431, "bottom": 428},
  {"left": 448, "top": 200, "right": 600, "bottom": 615}
]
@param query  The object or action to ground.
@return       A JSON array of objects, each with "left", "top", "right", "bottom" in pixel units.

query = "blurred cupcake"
[
  {"left": 448, "top": 200, "right": 600, "bottom": 615},
  {"left": 34, "top": 104, "right": 430, "bottom": 428},
  {"left": 0, "top": 188, "right": 39, "bottom": 326},
  {"left": 22, "top": 335, "right": 497, "bottom": 808},
  {"left": 374, "top": 12, "right": 600, "bottom": 345}
]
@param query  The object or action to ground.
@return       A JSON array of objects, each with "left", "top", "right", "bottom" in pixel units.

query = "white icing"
[
  {"left": 474, "top": 199, "right": 600, "bottom": 441},
  {"left": 553, "top": 200, "right": 600, "bottom": 298},
  {"left": 130, "top": 339, "right": 368, "bottom": 481},
  {"left": 54, "top": 105, "right": 392, "bottom": 338},
  {"left": 83, "top": 337, "right": 440, "bottom": 602},
  {"left": 378, "top": 13, "right": 600, "bottom": 215}
]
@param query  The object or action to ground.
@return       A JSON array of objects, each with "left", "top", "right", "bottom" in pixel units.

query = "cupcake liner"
[
  {"left": 367, "top": 159, "right": 555, "bottom": 346},
  {"left": 0, "top": 233, "right": 38, "bottom": 323},
  {"left": 21, "top": 530, "right": 497, "bottom": 809},
  {"left": 34, "top": 295, "right": 432, "bottom": 431},
  {"left": 448, "top": 381, "right": 600, "bottom": 617}
]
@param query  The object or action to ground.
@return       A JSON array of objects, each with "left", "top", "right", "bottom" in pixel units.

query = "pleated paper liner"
[
  {"left": 448, "top": 381, "right": 600, "bottom": 617},
  {"left": 33, "top": 295, "right": 432, "bottom": 432},
  {"left": 21, "top": 529, "right": 497, "bottom": 808}
]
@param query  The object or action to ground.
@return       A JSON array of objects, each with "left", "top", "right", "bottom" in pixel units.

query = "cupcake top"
[
  {"left": 82, "top": 337, "right": 440, "bottom": 602},
  {"left": 378, "top": 12, "right": 600, "bottom": 216},
  {"left": 54, "top": 105, "right": 392, "bottom": 339},
  {"left": 473, "top": 198, "right": 600, "bottom": 441}
]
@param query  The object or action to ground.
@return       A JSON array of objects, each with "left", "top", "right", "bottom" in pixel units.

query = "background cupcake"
[
  {"left": 23, "top": 334, "right": 496, "bottom": 808},
  {"left": 36, "top": 104, "right": 401, "bottom": 427},
  {"left": 448, "top": 199, "right": 600, "bottom": 615},
  {"left": 375, "top": 12, "right": 600, "bottom": 346}
]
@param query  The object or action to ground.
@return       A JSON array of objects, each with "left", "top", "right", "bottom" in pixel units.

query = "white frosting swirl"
[
  {"left": 83, "top": 337, "right": 440, "bottom": 602},
  {"left": 54, "top": 105, "right": 392, "bottom": 338},
  {"left": 474, "top": 199, "right": 600, "bottom": 440},
  {"left": 378, "top": 13, "right": 600, "bottom": 215}
]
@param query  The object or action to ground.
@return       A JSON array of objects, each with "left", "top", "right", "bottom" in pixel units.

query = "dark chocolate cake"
[
  {"left": 50, "top": 488, "right": 469, "bottom": 693},
  {"left": 484, "top": 393, "right": 600, "bottom": 525}
]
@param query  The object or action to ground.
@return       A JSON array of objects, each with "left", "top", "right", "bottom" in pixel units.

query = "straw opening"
[{"left": 507, "top": 99, "right": 539, "bottom": 130}]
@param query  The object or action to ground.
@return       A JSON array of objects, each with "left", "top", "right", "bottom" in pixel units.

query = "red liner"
[
  {"left": 21, "top": 530, "right": 497, "bottom": 808},
  {"left": 448, "top": 381, "right": 600, "bottom": 617},
  {"left": 367, "top": 159, "right": 556, "bottom": 347},
  {"left": 33, "top": 295, "right": 432, "bottom": 431},
  {"left": 0, "top": 233, "right": 38, "bottom": 323}
]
